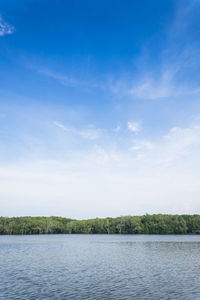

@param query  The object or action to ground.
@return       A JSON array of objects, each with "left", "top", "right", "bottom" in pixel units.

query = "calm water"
[{"left": 0, "top": 235, "right": 200, "bottom": 300}]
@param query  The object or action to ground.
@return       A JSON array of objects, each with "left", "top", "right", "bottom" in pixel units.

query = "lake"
[{"left": 0, "top": 235, "right": 200, "bottom": 299}]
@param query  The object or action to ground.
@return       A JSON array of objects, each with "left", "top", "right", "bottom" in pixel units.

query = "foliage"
[{"left": 0, "top": 214, "right": 200, "bottom": 234}]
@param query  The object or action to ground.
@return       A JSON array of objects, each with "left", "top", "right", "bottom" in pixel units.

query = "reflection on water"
[{"left": 0, "top": 235, "right": 200, "bottom": 299}]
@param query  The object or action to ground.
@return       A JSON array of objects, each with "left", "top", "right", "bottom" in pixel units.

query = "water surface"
[{"left": 0, "top": 234, "right": 200, "bottom": 299}]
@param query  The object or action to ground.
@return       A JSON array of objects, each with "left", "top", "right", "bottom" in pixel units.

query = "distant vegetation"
[{"left": 1, "top": 215, "right": 200, "bottom": 234}]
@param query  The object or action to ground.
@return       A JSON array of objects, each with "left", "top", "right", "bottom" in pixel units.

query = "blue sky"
[{"left": 1, "top": 0, "right": 200, "bottom": 218}]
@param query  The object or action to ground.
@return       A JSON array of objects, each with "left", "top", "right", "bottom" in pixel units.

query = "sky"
[{"left": 1, "top": 0, "right": 200, "bottom": 218}]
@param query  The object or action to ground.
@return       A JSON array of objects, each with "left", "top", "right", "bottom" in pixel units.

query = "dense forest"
[{"left": 1, "top": 215, "right": 200, "bottom": 234}]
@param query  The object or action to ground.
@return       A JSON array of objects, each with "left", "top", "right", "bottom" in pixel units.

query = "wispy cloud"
[
  {"left": 111, "top": 1, "right": 200, "bottom": 100},
  {"left": 53, "top": 121, "right": 68, "bottom": 132},
  {"left": 127, "top": 121, "right": 140, "bottom": 133},
  {"left": 79, "top": 126, "right": 102, "bottom": 140},
  {"left": 0, "top": 17, "right": 14, "bottom": 37},
  {"left": 127, "top": 68, "right": 180, "bottom": 100},
  {"left": 22, "top": 1, "right": 200, "bottom": 101},
  {"left": 38, "top": 68, "right": 104, "bottom": 90},
  {"left": 127, "top": 50, "right": 200, "bottom": 100},
  {"left": 53, "top": 121, "right": 102, "bottom": 140}
]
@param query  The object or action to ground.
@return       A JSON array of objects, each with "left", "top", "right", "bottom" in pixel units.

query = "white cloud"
[
  {"left": 131, "top": 140, "right": 153, "bottom": 151},
  {"left": 158, "top": 124, "right": 200, "bottom": 166},
  {"left": 1, "top": 123, "right": 200, "bottom": 218},
  {"left": 127, "top": 121, "right": 140, "bottom": 133},
  {"left": 1, "top": 106, "right": 200, "bottom": 217},
  {"left": 0, "top": 17, "right": 14, "bottom": 37},
  {"left": 79, "top": 127, "right": 102, "bottom": 140},
  {"left": 89, "top": 146, "right": 119, "bottom": 165},
  {"left": 128, "top": 122, "right": 200, "bottom": 170}
]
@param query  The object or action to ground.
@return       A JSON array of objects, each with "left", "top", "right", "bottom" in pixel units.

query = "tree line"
[{"left": 1, "top": 214, "right": 200, "bottom": 235}]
